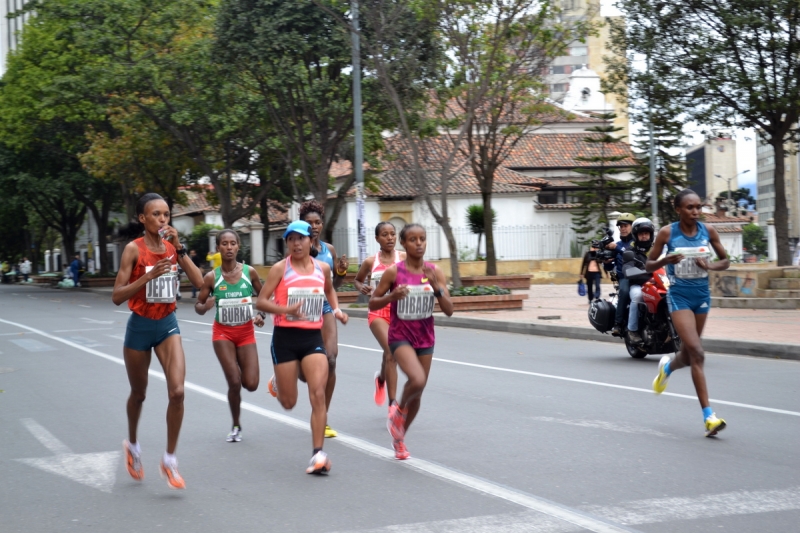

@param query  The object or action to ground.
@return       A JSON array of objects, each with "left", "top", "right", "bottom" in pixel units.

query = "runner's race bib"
[
  {"left": 286, "top": 287, "right": 325, "bottom": 323},
  {"left": 219, "top": 296, "right": 253, "bottom": 326},
  {"left": 371, "top": 270, "right": 384, "bottom": 289},
  {"left": 397, "top": 284, "right": 435, "bottom": 320},
  {"left": 145, "top": 264, "right": 178, "bottom": 303},
  {"left": 672, "top": 246, "right": 710, "bottom": 279}
]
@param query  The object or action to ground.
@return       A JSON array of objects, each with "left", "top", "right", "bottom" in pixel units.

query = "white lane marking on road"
[
  {"left": 80, "top": 317, "right": 114, "bottom": 324},
  {"left": 17, "top": 418, "right": 120, "bottom": 493},
  {"left": 171, "top": 318, "right": 800, "bottom": 417},
  {"left": 113, "top": 311, "right": 130, "bottom": 315},
  {"left": 529, "top": 417, "right": 677, "bottom": 439},
  {"left": 78, "top": 305, "right": 91, "bottom": 308},
  {"left": 583, "top": 486, "right": 800, "bottom": 525},
  {"left": 9, "top": 338, "right": 56, "bottom": 352},
  {"left": 0, "top": 332, "right": 29, "bottom": 336},
  {"left": 334, "top": 485, "right": 800, "bottom": 532},
  {"left": 53, "top": 328, "right": 113, "bottom": 333},
  {"left": 0, "top": 317, "right": 633, "bottom": 533},
  {"left": 435, "top": 358, "right": 800, "bottom": 417},
  {"left": 105, "top": 335, "right": 125, "bottom": 341},
  {"left": 22, "top": 419, "right": 72, "bottom": 455},
  {"left": 332, "top": 511, "right": 579, "bottom": 533}
]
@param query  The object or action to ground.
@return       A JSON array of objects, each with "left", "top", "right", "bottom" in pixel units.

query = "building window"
[
  {"left": 570, "top": 46, "right": 588, "bottom": 56},
  {"left": 551, "top": 83, "right": 569, "bottom": 93},
  {"left": 551, "top": 65, "right": 573, "bottom": 75}
]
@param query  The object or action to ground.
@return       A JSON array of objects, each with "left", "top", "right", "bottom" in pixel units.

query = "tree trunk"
[
  {"left": 324, "top": 172, "right": 357, "bottom": 244},
  {"left": 476, "top": 232, "right": 482, "bottom": 261},
  {"left": 440, "top": 219, "right": 461, "bottom": 288},
  {"left": 771, "top": 138, "right": 791, "bottom": 266},
  {"left": 482, "top": 189, "right": 497, "bottom": 275}
]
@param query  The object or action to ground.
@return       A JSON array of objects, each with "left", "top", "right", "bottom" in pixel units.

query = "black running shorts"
[{"left": 270, "top": 326, "right": 327, "bottom": 365}]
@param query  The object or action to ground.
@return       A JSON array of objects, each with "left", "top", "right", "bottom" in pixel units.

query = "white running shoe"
[{"left": 226, "top": 426, "right": 242, "bottom": 442}]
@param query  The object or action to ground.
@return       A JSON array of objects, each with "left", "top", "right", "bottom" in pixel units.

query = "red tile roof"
[
  {"left": 171, "top": 189, "right": 289, "bottom": 224},
  {"left": 701, "top": 213, "right": 753, "bottom": 224},
  {"left": 504, "top": 134, "right": 637, "bottom": 169}
]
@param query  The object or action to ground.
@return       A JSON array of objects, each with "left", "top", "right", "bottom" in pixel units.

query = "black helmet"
[
  {"left": 588, "top": 299, "right": 616, "bottom": 333},
  {"left": 632, "top": 217, "right": 655, "bottom": 250}
]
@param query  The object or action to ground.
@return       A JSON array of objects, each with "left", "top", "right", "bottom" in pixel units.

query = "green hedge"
[{"left": 449, "top": 285, "right": 510, "bottom": 296}]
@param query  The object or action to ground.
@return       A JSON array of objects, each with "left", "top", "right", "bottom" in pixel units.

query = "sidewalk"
[{"left": 458, "top": 284, "right": 800, "bottom": 346}]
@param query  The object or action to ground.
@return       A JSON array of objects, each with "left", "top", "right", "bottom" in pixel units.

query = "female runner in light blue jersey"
[
  {"left": 298, "top": 200, "right": 349, "bottom": 438},
  {"left": 646, "top": 189, "right": 730, "bottom": 437}
]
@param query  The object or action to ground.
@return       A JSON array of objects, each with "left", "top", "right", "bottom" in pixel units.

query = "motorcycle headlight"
[{"left": 658, "top": 273, "right": 670, "bottom": 289}]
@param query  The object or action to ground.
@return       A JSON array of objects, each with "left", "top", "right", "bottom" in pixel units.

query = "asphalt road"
[{"left": 1, "top": 284, "right": 798, "bottom": 533}]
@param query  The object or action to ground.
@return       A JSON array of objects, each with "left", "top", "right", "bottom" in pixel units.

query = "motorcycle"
[{"left": 588, "top": 250, "right": 682, "bottom": 358}]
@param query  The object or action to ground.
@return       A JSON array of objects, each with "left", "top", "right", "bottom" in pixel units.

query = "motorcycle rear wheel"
[{"left": 624, "top": 335, "right": 648, "bottom": 358}]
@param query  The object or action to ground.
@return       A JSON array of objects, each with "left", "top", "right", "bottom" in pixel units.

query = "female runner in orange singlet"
[
  {"left": 112, "top": 193, "right": 204, "bottom": 489},
  {"left": 353, "top": 221, "right": 405, "bottom": 408}
]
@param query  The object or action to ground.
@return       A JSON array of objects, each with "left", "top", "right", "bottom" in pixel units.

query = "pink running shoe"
[
  {"left": 387, "top": 403, "right": 406, "bottom": 441},
  {"left": 374, "top": 371, "right": 386, "bottom": 406},
  {"left": 393, "top": 439, "right": 410, "bottom": 460}
]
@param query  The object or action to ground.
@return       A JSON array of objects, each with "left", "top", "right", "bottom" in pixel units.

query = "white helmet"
[{"left": 631, "top": 217, "right": 655, "bottom": 249}]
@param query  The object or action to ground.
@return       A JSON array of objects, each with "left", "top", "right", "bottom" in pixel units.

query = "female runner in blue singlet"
[
  {"left": 647, "top": 189, "right": 730, "bottom": 437},
  {"left": 298, "top": 200, "right": 349, "bottom": 438}
]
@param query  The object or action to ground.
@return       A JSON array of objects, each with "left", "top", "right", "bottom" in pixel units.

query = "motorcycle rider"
[
  {"left": 624, "top": 218, "right": 656, "bottom": 346},
  {"left": 604, "top": 213, "right": 636, "bottom": 336}
]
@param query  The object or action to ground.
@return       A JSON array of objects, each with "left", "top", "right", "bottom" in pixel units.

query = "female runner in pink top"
[
  {"left": 354, "top": 222, "right": 405, "bottom": 408},
  {"left": 256, "top": 221, "right": 348, "bottom": 474},
  {"left": 369, "top": 224, "right": 453, "bottom": 460}
]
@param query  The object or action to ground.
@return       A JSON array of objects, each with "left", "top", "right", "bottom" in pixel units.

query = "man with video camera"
[{"left": 604, "top": 213, "right": 636, "bottom": 336}]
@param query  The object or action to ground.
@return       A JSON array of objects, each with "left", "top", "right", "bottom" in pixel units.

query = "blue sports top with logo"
[{"left": 666, "top": 221, "right": 711, "bottom": 288}]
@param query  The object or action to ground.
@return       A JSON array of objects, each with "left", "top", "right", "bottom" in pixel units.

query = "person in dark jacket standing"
[
  {"left": 580, "top": 246, "right": 606, "bottom": 302},
  {"left": 70, "top": 254, "right": 83, "bottom": 287}
]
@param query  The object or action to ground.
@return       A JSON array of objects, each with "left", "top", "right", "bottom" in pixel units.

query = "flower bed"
[{"left": 459, "top": 275, "right": 531, "bottom": 290}]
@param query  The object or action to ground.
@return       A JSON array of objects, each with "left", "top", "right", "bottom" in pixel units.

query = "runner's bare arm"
[
  {"left": 322, "top": 262, "right": 348, "bottom": 324},
  {"left": 369, "top": 265, "right": 403, "bottom": 310},
  {"left": 112, "top": 242, "right": 169, "bottom": 305},
  {"left": 698, "top": 225, "right": 730, "bottom": 272},
  {"left": 254, "top": 260, "right": 302, "bottom": 316},
  {"left": 353, "top": 256, "right": 375, "bottom": 295},
  {"left": 646, "top": 226, "right": 680, "bottom": 272},
  {"left": 427, "top": 265, "right": 453, "bottom": 316},
  {"left": 327, "top": 243, "right": 347, "bottom": 289},
  {"left": 194, "top": 271, "right": 216, "bottom": 315},
  {"left": 163, "top": 225, "right": 204, "bottom": 288}
]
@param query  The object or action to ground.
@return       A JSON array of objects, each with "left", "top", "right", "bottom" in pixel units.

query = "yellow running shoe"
[
  {"left": 324, "top": 425, "right": 338, "bottom": 438},
  {"left": 705, "top": 414, "right": 727, "bottom": 437},
  {"left": 652, "top": 355, "right": 671, "bottom": 394}
]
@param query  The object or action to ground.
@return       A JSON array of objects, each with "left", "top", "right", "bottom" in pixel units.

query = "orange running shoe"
[
  {"left": 267, "top": 375, "right": 278, "bottom": 398},
  {"left": 306, "top": 450, "right": 331, "bottom": 475},
  {"left": 123, "top": 440, "right": 143, "bottom": 481},
  {"left": 392, "top": 440, "right": 410, "bottom": 460},
  {"left": 374, "top": 371, "right": 386, "bottom": 406},
  {"left": 159, "top": 460, "right": 186, "bottom": 490},
  {"left": 387, "top": 403, "right": 406, "bottom": 441}
]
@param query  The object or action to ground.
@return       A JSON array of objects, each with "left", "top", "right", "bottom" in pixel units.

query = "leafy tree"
[
  {"left": 215, "top": 0, "right": 391, "bottom": 240},
  {"left": 571, "top": 113, "right": 631, "bottom": 237},
  {"left": 626, "top": 114, "right": 689, "bottom": 225},
  {"left": 612, "top": 0, "right": 800, "bottom": 265},
  {"left": 742, "top": 223, "right": 767, "bottom": 257},
  {"left": 715, "top": 187, "right": 756, "bottom": 210},
  {"left": 187, "top": 223, "right": 223, "bottom": 260},
  {"left": 30, "top": 0, "right": 278, "bottom": 228},
  {"left": 465, "top": 204, "right": 496, "bottom": 261},
  {"left": 437, "top": 0, "right": 593, "bottom": 275}
]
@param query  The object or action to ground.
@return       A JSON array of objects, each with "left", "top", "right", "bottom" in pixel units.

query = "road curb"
[{"left": 343, "top": 307, "right": 800, "bottom": 361}]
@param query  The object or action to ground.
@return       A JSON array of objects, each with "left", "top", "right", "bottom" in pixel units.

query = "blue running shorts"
[
  {"left": 667, "top": 285, "right": 711, "bottom": 315},
  {"left": 322, "top": 300, "right": 333, "bottom": 315},
  {"left": 124, "top": 311, "right": 181, "bottom": 351}
]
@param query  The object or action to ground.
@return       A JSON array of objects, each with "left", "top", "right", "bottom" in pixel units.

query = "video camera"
[{"left": 590, "top": 227, "right": 616, "bottom": 262}]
